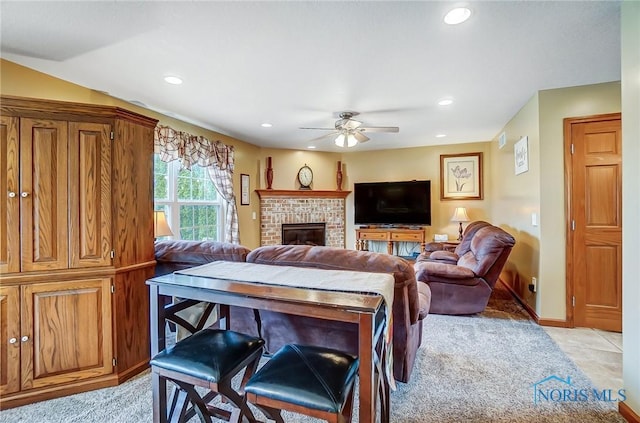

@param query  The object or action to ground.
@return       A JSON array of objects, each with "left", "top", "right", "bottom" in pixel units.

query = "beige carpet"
[{"left": 0, "top": 284, "right": 626, "bottom": 422}]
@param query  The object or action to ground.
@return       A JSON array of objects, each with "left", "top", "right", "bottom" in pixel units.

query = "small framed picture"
[
  {"left": 440, "top": 152, "right": 483, "bottom": 200},
  {"left": 240, "top": 173, "right": 250, "bottom": 205},
  {"left": 514, "top": 136, "right": 529, "bottom": 175}
]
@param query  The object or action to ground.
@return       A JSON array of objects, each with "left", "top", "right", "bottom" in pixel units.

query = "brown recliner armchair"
[
  {"left": 414, "top": 224, "right": 515, "bottom": 315},
  {"left": 418, "top": 220, "right": 492, "bottom": 263}
]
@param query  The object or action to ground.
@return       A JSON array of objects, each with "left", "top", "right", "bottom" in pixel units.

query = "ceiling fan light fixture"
[
  {"left": 334, "top": 134, "right": 346, "bottom": 147},
  {"left": 444, "top": 7, "right": 471, "bottom": 25},
  {"left": 347, "top": 134, "right": 358, "bottom": 147}
]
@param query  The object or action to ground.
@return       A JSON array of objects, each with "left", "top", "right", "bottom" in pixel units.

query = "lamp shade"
[
  {"left": 334, "top": 133, "right": 359, "bottom": 147},
  {"left": 154, "top": 210, "right": 173, "bottom": 238},
  {"left": 450, "top": 207, "right": 470, "bottom": 223}
]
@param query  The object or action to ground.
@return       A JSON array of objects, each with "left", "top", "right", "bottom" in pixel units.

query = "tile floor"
[{"left": 543, "top": 326, "right": 623, "bottom": 391}]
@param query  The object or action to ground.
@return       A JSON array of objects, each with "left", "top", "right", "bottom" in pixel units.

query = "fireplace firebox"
[{"left": 281, "top": 223, "right": 326, "bottom": 246}]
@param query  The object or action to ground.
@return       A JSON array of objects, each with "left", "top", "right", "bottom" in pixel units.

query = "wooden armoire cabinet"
[{"left": 0, "top": 96, "right": 158, "bottom": 409}]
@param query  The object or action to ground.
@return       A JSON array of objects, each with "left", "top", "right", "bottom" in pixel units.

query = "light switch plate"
[
  {"left": 532, "top": 212, "right": 538, "bottom": 226},
  {"left": 498, "top": 132, "right": 507, "bottom": 149}
]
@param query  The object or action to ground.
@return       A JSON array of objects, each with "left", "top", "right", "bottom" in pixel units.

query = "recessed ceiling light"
[
  {"left": 436, "top": 134, "right": 447, "bottom": 138},
  {"left": 438, "top": 99, "right": 454, "bottom": 106},
  {"left": 444, "top": 7, "right": 471, "bottom": 25},
  {"left": 261, "top": 123, "right": 273, "bottom": 128},
  {"left": 307, "top": 146, "right": 316, "bottom": 149},
  {"left": 164, "top": 76, "right": 183, "bottom": 85}
]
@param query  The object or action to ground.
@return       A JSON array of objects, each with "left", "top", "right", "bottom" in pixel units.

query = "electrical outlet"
[{"left": 530, "top": 277, "right": 537, "bottom": 293}]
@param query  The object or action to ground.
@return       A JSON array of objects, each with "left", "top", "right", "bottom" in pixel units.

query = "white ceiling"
[{"left": 1, "top": 1, "right": 621, "bottom": 152}]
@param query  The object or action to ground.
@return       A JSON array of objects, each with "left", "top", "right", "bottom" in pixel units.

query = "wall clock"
[{"left": 297, "top": 164, "right": 313, "bottom": 189}]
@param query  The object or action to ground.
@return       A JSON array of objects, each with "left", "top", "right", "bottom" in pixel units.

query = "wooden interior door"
[
  {"left": 565, "top": 113, "right": 622, "bottom": 332},
  {"left": 19, "top": 118, "right": 69, "bottom": 272},
  {"left": 0, "top": 116, "right": 20, "bottom": 274},
  {"left": 20, "top": 279, "right": 113, "bottom": 390}
]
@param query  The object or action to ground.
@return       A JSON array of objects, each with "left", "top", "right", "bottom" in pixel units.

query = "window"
[{"left": 154, "top": 155, "right": 223, "bottom": 241}]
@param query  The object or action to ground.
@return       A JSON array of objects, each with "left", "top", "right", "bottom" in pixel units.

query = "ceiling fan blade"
[
  {"left": 353, "top": 131, "right": 370, "bottom": 143},
  {"left": 343, "top": 119, "right": 362, "bottom": 130},
  {"left": 299, "top": 127, "right": 337, "bottom": 131},
  {"left": 359, "top": 126, "right": 400, "bottom": 133},
  {"left": 308, "top": 132, "right": 339, "bottom": 142}
]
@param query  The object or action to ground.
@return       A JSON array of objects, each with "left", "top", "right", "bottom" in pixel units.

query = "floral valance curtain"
[
  {"left": 154, "top": 125, "right": 239, "bottom": 244},
  {"left": 154, "top": 125, "right": 234, "bottom": 170}
]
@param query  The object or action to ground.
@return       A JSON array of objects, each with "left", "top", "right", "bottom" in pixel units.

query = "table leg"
[
  {"left": 358, "top": 313, "right": 376, "bottom": 423},
  {"left": 150, "top": 284, "right": 167, "bottom": 423}
]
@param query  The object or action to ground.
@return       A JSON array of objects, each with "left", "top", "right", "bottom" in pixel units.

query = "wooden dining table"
[{"left": 147, "top": 263, "right": 391, "bottom": 423}]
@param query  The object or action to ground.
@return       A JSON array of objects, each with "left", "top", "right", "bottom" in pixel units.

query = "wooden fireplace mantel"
[{"left": 256, "top": 189, "right": 351, "bottom": 199}]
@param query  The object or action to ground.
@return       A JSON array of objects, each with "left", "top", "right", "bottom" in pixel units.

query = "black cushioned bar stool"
[
  {"left": 245, "top": 344, "right": 359, "bottom": 423},
  {"left": 150, "top": 328, "right": 265, "bottom": 423}
]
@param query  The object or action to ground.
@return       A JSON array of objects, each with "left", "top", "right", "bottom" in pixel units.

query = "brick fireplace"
[{"left": 256, "top": 190, "right": 350, "bottom": 248}]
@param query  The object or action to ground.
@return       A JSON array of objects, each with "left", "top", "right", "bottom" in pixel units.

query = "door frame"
[{"left": 564, "top": 112, "right": 622, "bottom": 327}]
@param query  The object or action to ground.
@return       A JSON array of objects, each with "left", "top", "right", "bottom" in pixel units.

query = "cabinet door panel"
[
  {"left": 0, "top": 116, "right": 20, "bottom": 273},
  {"left": 69, "top": 122, "right": 112, "bottom": 268},
  {"left": 20, "top": 119, "right": 68, "bottom": 272},
  {"left": 112, "top": 119, "right": 155, "bottom": 267},
  {"left": 20, "top": 279, "right": 113, "bottom": 390},
  {"left": 0, "top": 286, "right": 20, "bottom": 395}
]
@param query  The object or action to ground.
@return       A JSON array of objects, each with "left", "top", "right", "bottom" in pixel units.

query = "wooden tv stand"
[{"left": 355, "top": 226, "right": 428, "bottom": 255}]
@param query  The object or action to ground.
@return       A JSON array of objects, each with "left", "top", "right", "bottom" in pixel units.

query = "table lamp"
[
  {"left": 451, "top": 207, "right": 470, "bottom": 241},
  {"left": 154, "top": 210, "right": 173, "bottom": 239}
]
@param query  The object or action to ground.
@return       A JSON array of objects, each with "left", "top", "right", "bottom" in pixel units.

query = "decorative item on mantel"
[
  {"left": 451, "top": 207, "right": 470, "bottom": 241},
  {"left": 266, "top": 156, "right": 273, "bottom": 189},
  {"left": 336, "top": 160, "right": 343, "bottom": 191}
]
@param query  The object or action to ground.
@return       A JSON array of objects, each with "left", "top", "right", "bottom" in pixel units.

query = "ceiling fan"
[{"left": 300, "top": 112, "right": 399, "bottom": 147}]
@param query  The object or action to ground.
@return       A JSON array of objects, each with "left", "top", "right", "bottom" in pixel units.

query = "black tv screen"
[{"left": 354, "top": 180, "right": 431, "bottom": 226}]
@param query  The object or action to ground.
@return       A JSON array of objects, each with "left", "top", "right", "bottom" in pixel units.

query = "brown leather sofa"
[
  {"left": 245, "top": 245, "right": 431, "bottom": 383},
  {"left": 414, "top": 223, "right": 515, "bottom": 315},
  {"left": 154, "top": 240, "right": 252, "bottom": 339},
  {"left": 154, "top": 241, "right": 431, "bottom": 383}
]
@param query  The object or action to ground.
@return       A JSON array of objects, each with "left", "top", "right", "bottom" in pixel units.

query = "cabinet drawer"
[
  {"left": 391, "top": 232, "right": 423, "bottom": 242},
  {"left": 358, "top": 232, "right": 388, "bottom": 241}
]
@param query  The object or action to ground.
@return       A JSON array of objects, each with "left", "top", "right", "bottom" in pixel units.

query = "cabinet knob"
[
  {"left": 21, "top": 336, "right": 29, "bottom": 342},
  {"left": 9, "top": 337, "right": 17, "bottom": 344},
  {"left": 8, "top": 191, "right": 16, "bottom": 198},
  {"left": 21, "top": 192, "right": 29, "bottom": 198}
]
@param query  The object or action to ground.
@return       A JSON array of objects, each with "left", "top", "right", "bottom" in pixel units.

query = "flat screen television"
[{"left": 354, "top": 180, "right": 431, "bottom": 226}]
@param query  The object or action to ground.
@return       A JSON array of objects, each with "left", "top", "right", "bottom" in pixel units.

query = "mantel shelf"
[{"left": 256, "top": 189, "right": 351, "bottom": 199}]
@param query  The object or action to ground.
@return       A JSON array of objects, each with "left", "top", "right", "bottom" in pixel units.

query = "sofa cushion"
[{"left": 429, "top": 250, "right": 458, "bottom": 262}]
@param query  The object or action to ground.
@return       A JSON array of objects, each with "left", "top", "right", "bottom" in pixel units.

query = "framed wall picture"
[
  {"left": 514, "top": 136, "right": 529, "bottom": 175},
  {"left": 440, "top": 152, "right": 483, "bottom": 200},
  {"left": 240, "top": 173, "right": 250, "bottom": 205}
]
